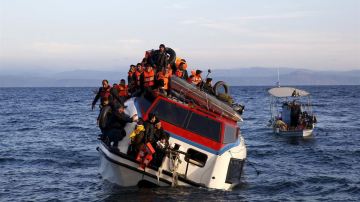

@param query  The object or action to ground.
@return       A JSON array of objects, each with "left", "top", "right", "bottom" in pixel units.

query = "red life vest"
[
  {"left": 117, "top": 85, "right": 128, "bottom": 97},
  {"left": 136, "top": 142, "right": 155, "bottom": 169},
  {"left": 99, "top": 86, "right": 111, "bottom": 105},
  {"left": 143, "top": 70, "right": 155, "bottom": 87},
  {"left": 128, "top": 71, "right": 134, "bottom": 78}
]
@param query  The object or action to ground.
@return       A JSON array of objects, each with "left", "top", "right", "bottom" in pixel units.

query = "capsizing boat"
[{"left": 97, "top": 75, "right": 247, "bottom": 190}]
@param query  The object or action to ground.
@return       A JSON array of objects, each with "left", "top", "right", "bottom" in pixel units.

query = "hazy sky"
[{"left": 0, "top": 0, "right": 359, "bottom": 73}]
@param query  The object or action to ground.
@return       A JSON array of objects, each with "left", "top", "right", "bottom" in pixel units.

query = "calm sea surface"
[{"left": 1, "top": 86, "right": 359, "bottom": 201}]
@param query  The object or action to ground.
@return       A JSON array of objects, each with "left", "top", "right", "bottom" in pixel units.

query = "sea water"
[{"left": 0, "top": 86, "right": 359, "bottom": 201}]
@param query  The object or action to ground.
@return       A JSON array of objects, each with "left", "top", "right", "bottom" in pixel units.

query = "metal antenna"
[{"left": 276, "top": 67, "right": 280, "bottom": 87}]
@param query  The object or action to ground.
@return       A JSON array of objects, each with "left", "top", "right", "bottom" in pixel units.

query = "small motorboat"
[
  {"left": 97, "top": 77, "right": 247, "bottom": 190},
  {"left": 268, "top": 87, "right": 317, "bottom": 137}
]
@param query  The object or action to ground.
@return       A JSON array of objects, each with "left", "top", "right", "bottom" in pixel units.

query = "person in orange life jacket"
[
  {"left": 175, "top": 62, "right": 188, "bottom": 80},
  {"left": 105, "top": 103, "right": 137, "bottom": 149},
  {"left": 140, "top": 64, "right": 155, "bottom": 90},
  {"left": 92, "top": 80, "right": 112, "bottom": 111},
  {"left": 132, "top": 63, "right": 144, "bottom": 88},
  {"left": 193, "top": 69, "right": 203, "bottom": 86},
  {"left": 131, "top": 63, "right": 144, "bottom": 97},
  {"left": 156, "top": 68, "right": 171, "bottom": 96},
  {"left": 117, "top": 79, "right": 129, "bottom": 104}
]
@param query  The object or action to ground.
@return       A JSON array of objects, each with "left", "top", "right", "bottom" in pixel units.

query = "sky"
[{"left": 0, "top": 0, "right": 359, "bottom": 74}]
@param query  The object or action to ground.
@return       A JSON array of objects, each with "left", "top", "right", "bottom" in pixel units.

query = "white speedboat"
[
  {"left": 97, "top": 79, "right": 247, "bottom": 190},
  {"left": 268, "top": 87, "right": 317, "bottom": 137}
]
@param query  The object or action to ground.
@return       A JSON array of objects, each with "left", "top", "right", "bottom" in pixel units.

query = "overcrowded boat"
[{"left": 94, "top": 45, "right": 247, "bottom": 190}]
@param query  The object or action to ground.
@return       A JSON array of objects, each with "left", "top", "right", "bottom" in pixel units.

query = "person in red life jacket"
[
  {"left": 193, "top": 69, "right": 203, "bottom": 86},
  {"left": 187, "top": 75, "right": 195, "bottom": 84},
  {"left": 127, "top": 64, "right": 136, "bottom": 87},
  {"left": 117, "top": 79, "right": 129, "bottom": 104},
  {"left": 92, "top": 80, "right": 112, "bottom": 111},
  {"left": 156, "top": 68, "right": 171, "bottom": 96}
]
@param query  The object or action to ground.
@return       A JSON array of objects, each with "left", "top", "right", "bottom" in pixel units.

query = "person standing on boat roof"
[
  {"left": 92, "top": 80, "right": 112, "bottom": 111},
  {"left": 105, "top": 103, "right": 137, "bottom": 149},
  {"left": 149, "top": 44, "right": 176, "bottom": 72}
]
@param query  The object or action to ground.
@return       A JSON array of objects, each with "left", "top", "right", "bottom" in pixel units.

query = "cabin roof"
[{"left": 268, "top": 87, "right": 310, "bottom": 97}]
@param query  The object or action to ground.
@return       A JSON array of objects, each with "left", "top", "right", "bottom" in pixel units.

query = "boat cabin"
[{"left": 136, "top": 95, "right": 240, "bottom": 155}]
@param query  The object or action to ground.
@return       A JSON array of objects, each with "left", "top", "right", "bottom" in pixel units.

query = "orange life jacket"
[
  {"left": 175, "top": 57, "right": 188, "bottom": 70},
  {"left": 156, "top": 72, "right": 170, "bottom": 90},
  {"left": 135, "top": 71, "right": 142, "bottom": 86},
  {"left": 136, "top": 142, "right": 155, "bottom": 169},
  {"left": 117, "top": 85, "right": 128, "bottom": 97},
  {"left": 100, "top": 86, "right": 111, "bottom": 105},
  {"left": 143, "top": 70, "right": 155, "bottom": 87},
  {"left": 193, "top": 75, "right": 202, "bottom": 85}
]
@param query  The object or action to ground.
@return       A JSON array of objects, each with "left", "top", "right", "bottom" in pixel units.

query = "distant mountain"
[{"left": 0, "top": 68, "right": 359, "bottom": 87}]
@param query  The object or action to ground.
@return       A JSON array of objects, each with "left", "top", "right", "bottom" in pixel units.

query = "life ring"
[
  {"left": 99, "top": 105, "right": 112, "bottom": 129},
  {"left": 213, "top": 81, "right": 229, "bottom": 96}
]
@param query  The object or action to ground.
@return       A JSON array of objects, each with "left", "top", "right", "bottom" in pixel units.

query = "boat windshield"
[
  {"left": 186, "top": 112, "right": 221, "bottom": 142},
  {"left": 150, "top": 99, "right": 189, "bottom": 128},
  {"left": 150, "top": 99, "right": 222, "bottom": 142}
]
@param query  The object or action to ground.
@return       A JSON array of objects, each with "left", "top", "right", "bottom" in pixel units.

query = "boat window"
[
  {"left": 223, "top": 125, "right": 238, "bottom": 144},
  {"left": 185, "top": 148, "right": 208, "bottom": 167},
  {"left": 186, "top": 112, "right": 221, "bottom": 142},
  {"left": 150, "top": 99, "right": 189, "bottom": 127}
]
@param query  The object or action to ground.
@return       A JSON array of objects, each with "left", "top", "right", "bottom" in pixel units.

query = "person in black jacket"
[
  {"left": 149, "top": 44, "right": 176, "bottom": 72},
  {"left": 105, "top": 104, "right": 137, "bottom": 148}
]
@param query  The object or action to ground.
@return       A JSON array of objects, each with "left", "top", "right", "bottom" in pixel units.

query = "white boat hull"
[
  {"left": 98, "top": 137, "right": 246, "bottom": 190},
  {"left": 273, "top": 128, "right": 313, "bottom": 137}
]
